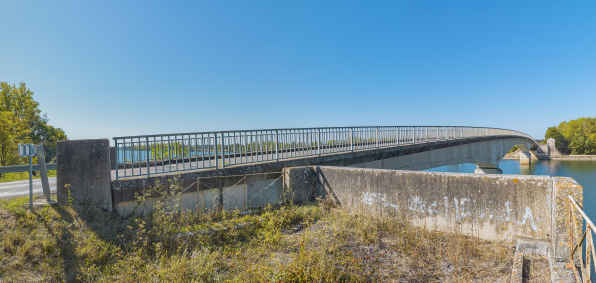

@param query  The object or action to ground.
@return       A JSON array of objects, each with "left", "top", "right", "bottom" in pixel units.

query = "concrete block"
[
  {"left": 283, "top": 167, "right": 317, "bottom": 203},
  {"left": 552, "top": 177, "right": 583, "bottom": 262},
  {"left": 56, "top": 139, "right": 113, "bottom": 211}
]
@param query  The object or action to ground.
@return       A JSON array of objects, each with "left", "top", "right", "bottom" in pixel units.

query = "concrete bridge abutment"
[
  {"left": 474, "top": 164, "right": 502, "bottom": 174},
  {"left": 519, "top": 151, "right": 532, "bottom": 165}
]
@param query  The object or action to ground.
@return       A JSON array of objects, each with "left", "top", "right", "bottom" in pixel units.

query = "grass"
[
  {"left": 0, "top": 170, "right": 57, "bottom": 183},
  {"left": 0, "top": 192, "right": 515, "bottom": 282}
]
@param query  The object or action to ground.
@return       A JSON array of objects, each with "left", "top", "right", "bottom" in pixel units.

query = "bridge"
[
  {"left": 54, "top": 126, "right": 536, "bottom": 213},
  {"left": 51, "top": 127, "right": 589, "bottom": 280},
  {"left": 111, "top": 126, "right": 535, "bottom": 178}
]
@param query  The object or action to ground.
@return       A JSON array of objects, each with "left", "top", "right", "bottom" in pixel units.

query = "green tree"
[
  {"left": 0, "top": 82, "right": 67, "bottom": 165},
  {"left": 0, "top": 110, "right": 28, "bottom": 166},
  {"left": 544, "top": 117, "right": 596, "bottom": 155},
  {"left": 544, "top": 126, "right": 568, "bottom": 153},
  {"left": 30, "top": 115, "right": 68, "bottom": 162}
]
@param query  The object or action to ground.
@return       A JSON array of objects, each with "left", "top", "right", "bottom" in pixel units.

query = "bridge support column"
[
  {"left": 474, "top": 164, "right": 502, "bottom": 174},
  {"left": 519, "top": 151, "right": 531, "bottom": 165}
]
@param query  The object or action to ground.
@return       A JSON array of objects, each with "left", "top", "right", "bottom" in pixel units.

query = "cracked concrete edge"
[{"left": 511, "top": 250, "right": 523, "bottom": 283}]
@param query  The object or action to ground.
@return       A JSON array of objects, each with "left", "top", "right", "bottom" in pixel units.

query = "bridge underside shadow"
[{"left": 348, "top": 137, "right": 533, "bottom": 174}]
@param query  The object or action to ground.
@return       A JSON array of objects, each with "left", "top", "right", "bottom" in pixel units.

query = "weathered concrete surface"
[
  {"left": 552, "top": 177, "right": 583, "bottom": 263},
  {"left": 547, "top": 138, "right": 563, "bottom": 157},
  {"left": 56, "top": 139, "right": 112, "bottom": 211},
  {"left": 114, "top": 136, "right": 534, "bottom": 204},
  {"left": 285, "top": 166, "right": 554, "bottom": 242},
  {"left": 114, "top": 173, "right": 283, "bottom": 216},
  {"left": 536, "top": 144, "right": 550, "bottom": 159},
  {"left": 519, "top": 151, "right": 531, "bottom": 165},
  {"left": 511, "top": 251, "right": 523, "bottom": 283},
  {"left": 285, "top": 166, "right": 583, "bottom": 252}
]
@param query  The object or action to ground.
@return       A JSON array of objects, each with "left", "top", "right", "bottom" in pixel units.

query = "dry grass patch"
[{"left": 0, "top": 193, "right": 515, "bottom": 282}]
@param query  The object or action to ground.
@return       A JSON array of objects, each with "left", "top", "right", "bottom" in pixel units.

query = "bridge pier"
[
  {"left": 519, "top": 151, "right": 531, "bottom": 165},
  {"left": 474, "top": 164, "right": 502, "bottom": 174}
]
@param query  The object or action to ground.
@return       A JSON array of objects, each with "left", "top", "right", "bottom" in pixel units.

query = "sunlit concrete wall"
[
  {"left": 284, "top": 166, "right": 582, "bottom": 262},
  {"left": 113, "top": 173, "right": 284, "bottom": 217}
]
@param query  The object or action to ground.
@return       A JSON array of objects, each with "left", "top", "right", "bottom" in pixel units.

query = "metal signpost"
[
  {"left": 18, "top": 144, "right": 37, "bottom": 211},
  {"left": 36, "top": 145, "right": 52, "bottom": 200}
]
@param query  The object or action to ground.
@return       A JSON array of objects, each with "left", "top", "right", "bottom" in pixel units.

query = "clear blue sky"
[{"left": 1, "top": 1, "right": 595, "bottom": 141}]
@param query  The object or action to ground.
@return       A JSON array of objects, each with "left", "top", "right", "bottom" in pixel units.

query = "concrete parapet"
[
  {"left": 552, "top": 177, "right": 583, "bottom": 262},
  {"left": 56, "top": 139, "right": 113, "bottom": 211},
  {"left": 284, "top": 166, "right": 583, "bottom": 256}
]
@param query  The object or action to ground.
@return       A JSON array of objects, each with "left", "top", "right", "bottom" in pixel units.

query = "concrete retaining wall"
[
  {"left": 284, "top": 166, "right": 582, "bottom": 262},
  {"left": 114, "top": 173, "right": 284, "bottom": 217}
]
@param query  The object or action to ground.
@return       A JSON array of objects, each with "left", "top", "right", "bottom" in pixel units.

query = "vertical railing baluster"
[{"left": 146, "top": 137, "right": 150, "bottom": 177}]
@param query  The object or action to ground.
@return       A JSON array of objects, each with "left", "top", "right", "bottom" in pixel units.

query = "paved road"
[
  {"left": 0, "top": 177, "right": 57, "bottom": 198},
  {"left": 0, "top": 140, "right": 424, "bottom": 198}
]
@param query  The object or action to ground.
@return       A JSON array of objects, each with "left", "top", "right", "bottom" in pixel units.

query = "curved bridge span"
[{"left": 113, "top": 126, "right": 536, "bottom": 179}]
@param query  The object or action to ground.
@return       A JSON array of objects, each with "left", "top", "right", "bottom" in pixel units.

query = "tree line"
[
  {"left": 0, "top": 82, "right": 67, "bottom": 166},
  {"left": 544, "top": 117, "right": 596, "bottom": 155}
]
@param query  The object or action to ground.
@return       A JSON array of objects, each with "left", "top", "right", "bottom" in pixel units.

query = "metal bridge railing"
[
  {"left": 567, "top": 196, "right": 595, "bottom": 282},
  {"left": 113, "top": 126, "right": 533, "bottom": 180}
]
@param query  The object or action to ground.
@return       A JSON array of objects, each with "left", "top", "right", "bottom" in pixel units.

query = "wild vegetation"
[
  {"left": 0, "top": 178, "right": 518, "bottom": 282},
  {"left": 0, "top": 82, "right": 66, "bottom": 182},
  {"left": 544, "top": 117, "right": 596, "bottom": 155},
  {"left": 0, "top": 82, "right": 67, "bottom": 166},
  {"left": 0, "top": 170, "right": 57, "bottom": 183}
]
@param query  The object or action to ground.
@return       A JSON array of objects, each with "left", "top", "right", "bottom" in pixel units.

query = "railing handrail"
[
  {"left": 113, "top": 126, "right": 533, "bottom": 140},
  {"left": 569, "top": 196, "right": 596, "bottom": 231},
  {"left": 112, "top": 126, "right": 535, "bottom": 180},
  {"left": 567, "top": 195, "right": 595, "bottom": 283}
]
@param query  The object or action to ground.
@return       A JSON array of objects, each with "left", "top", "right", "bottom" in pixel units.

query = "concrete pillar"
[
  {"left": 552, "top": 177, "right": 583, "bottom": 263},
  {"left": 547, "top": 138, "right": 555, "bottom": 157},
  {"left": 56, "top": 139, "right": 113, "bottom": 211},
  {"left": 520, "top": 151, "right": 531, "bottom": 165},
  {"left": 474, "top": 165, "right": 502, "bottom": 174}
]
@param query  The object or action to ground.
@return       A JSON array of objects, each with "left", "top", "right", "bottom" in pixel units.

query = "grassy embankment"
[
  {"left": 0, "top": 170, "right": 57, "bottom": 183},
  {"left": 1, "top": 183, "right": 518, "bottom": 282}
]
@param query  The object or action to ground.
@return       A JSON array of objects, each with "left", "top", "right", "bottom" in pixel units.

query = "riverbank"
[
  {"left": 503, "top": 154, "right": 596, "bottom": 161},
  {"left": 502, "top": 149, "right": 596, "bottom": 161},
  {"left": 0, "top": 195, "right": 530, "bottom": 282}
]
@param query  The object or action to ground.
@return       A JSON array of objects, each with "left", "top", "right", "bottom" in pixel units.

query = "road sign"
[{"left": 18, "top": 144, "right": 36, "bottom": 157}]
